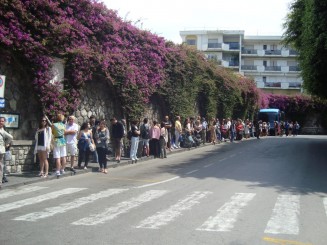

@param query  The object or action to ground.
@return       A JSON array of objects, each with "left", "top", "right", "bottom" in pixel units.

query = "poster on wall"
[
  {"left": 0, "top": 113, "right": 20, "bottom": 129},
  {"left": 0, "top": 75, "right": 5, "bottom": 98}
]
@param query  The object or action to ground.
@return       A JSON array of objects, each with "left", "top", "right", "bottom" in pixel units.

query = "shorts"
[
  {"left": 142, "top": 139, "right": 150, "bottom": 146},
  {"left": 66, "top": 143, "right": 77, "bottom": 156},
  {"left": 112, "top": 138, "right": 122, "bottom": 150},
  {"left": 53, "top": 145, "right": 67, "bottom": 158}
]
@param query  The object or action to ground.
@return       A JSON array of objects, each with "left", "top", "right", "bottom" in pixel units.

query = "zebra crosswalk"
[{"left": 0, "top": 185, "right": 327, "bottom": 236}]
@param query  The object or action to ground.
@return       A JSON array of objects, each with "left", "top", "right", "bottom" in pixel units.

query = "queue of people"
[{"left": 29, "top": 114, "right": 302, "bottom": 179}]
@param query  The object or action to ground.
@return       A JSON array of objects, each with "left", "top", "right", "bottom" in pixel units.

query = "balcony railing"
[
  {"left": 288, "top": 82, "right": 302, "bottom": 88},
  {"left": 208, "top": 43, "right": 222, "bottom": 49},
  {"left": 265, "top": 50, "right": 282, "bottom": 55},
  {"left": 265, "top": 82, "right": 281, "bottom": 88},
  {"left": 289, "top": 49, "right": 299, "bottom": 55},
  {"left": 265, "top": 66, "right": 281, "bottom": 71},
  {"left": 289, "top": 66, "right": 300, "bottom": 71},
  {"left": 242, "top": 49, "right": 257, "bottom": 54},
  {"left": 229, "top": 61, "right": 239, "bottom": 66},
  {"left": 228, "top": 42, "right": 240, "bottom": 50},
  {"left": 241, "top": 65, "right": 257, "bottom": 70}
]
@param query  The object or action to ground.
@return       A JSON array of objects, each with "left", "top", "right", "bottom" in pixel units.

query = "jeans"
[
  {"left": 78, "top": 148, "right": 90, "bottom": 167},
  {"left": 130, "top": 136, "right": 139, "bottom": 160},
  {"left": 175, "top": 131, "right": 181, "bottom": 147},
  {"left": 97, "top": 147, "right": 107, "bottom": 169}
]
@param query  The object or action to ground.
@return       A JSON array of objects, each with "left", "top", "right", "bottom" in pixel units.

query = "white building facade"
[{"left": 180, "top": 30, "right": 302, "bottom": 95}]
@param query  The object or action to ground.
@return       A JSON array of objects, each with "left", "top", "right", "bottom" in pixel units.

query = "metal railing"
[
  {"left": 208, "top": 43, "right": 222, "bottom": 49},
  {"left": 241, "top": 65, "right": 257, "bottom": 70},
  {"left": 289, "top": 66, "right": 300, "bottom": 71},
  {"left": 265, "top": 50, "right": 282, "bottom": 55},
  {"left": 265, "top": 82, "right": 281, "bottom": 88},
  {"left": 242, "top": 49, "right": 257, "bottom": 54},
  {"left": 265, "top": 66, "right": 281, "bottom": 71}
]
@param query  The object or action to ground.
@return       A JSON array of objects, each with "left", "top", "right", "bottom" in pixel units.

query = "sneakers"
[
  {"left": 60, "top": 169, "right": 65, "bottom": 175},
  {"left": 56, "top": 171, "right": 60, "bottom": 178},
  {"left": 84, "top": 166, "right": 87, "bottom": 170}
]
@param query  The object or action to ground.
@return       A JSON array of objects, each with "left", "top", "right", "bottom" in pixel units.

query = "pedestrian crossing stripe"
[
  {"left": 196, "top": 193, "right": 256, "bottom": 232},
  {"left": 0, "top": 186, "right": 48, "bottom": 199},
  {"left": 0, "top": 188, "right": 86, "bottom": 213},
  {"left": 136, "top": 191, "right": 212, "bottom": 229},
  {"left": 264, "top": 195, "right": 300, "bottom": 235},
  {"left": 324, "top": 197, "right": 327, "bottom": 217},
  {"left": 13, "top": 188, "right": 128, "bottom": 222},
  {"left": 71, "top": 190, "right": 168, "bottom": 226}
]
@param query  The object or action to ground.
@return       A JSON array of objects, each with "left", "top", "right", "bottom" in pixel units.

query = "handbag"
[{"left": 89, "top": 142, "right": 96, "bottom": 152}]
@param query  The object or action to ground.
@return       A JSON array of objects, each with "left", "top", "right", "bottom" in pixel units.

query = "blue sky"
[{"left": 103, "top": 0, "right": 293, "bottom": 43}]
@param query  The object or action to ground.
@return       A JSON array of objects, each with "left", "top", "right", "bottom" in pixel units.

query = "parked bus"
[{"left": 258, "top": 108, "right": 285, "bottom": 136}]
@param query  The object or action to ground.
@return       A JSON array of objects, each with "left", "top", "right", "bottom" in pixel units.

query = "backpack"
[
  {"left": 127, "top": 130, "right": 133, "bottom": 140},
  {"left": 141, "top": 124, "right": 150, "bottom": 139}
]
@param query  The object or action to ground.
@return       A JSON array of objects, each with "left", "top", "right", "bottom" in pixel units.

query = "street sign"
[
  {"left": 0, "top": 98, "right": 5, "bottom": 108},
  {"left": 0, "top": 75, "right": 5, "bottom": 98}
]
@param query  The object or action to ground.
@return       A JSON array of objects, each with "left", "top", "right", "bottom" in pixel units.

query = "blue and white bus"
[{"left": 258, "top": 108, "right": 285, "bottom": 135}]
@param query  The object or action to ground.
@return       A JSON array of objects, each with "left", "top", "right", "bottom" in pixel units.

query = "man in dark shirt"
[
  {"left": 89, "top": 115, "right": 98, "bottom": 163},
  {"left": 110, "top": 117, "right": 124, "bottom": 163}
]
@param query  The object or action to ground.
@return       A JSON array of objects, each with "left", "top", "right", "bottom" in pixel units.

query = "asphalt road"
[{"left": 0, "top": 135, "right": 327, "bottom": 245}]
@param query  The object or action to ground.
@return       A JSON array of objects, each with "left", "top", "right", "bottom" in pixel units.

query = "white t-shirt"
[{"left": 65, "top": 123, "right": 79, "bottom": 144}]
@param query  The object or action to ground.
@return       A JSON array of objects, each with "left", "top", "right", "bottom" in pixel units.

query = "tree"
[{"left": 283, "top": 0, "right": 327, "bottom": 99}]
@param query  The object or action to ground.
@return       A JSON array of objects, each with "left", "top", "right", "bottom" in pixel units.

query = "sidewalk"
[{"left": 1, "top": 144, "right": 195, "bottom": 189}]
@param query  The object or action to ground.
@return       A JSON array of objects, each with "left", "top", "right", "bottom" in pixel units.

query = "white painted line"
[
  {"left": 0, "top": 188, "right": 85, "bottom": 213},
  {"left": 219, "top": 158, "right": 227, "bottom": 162},
  {"left": 0, "top": 186, "right": 47, "bottom": 199},
  {"left": 204, "top": 164, "right": 213, "bottom": 168},
  {"left": 229, "top": 154, "right": 236, "bottom": 158},
  {"left": 324, "top": 198, "right": 327, "bottom": 217},
  {"left": 14, "top": 189, "right": 128, "bottom": 221},
  {"left": 134, "top": 176, "right": 180, "bottom": 189},
  {"left": 186, "top": 170, "right": 199, "bottom": 175},
  {"left": 136, "top": 191, "right": 212, "bottom": 229},
  {"left": 197, "top": 193, "right": 256, "bottom": 232},
  {"left": 72, "top": 190, "right": 168, "bottom": 226},
  {"left": 264, "top": 195, "right": 300, "bottom": 235}
]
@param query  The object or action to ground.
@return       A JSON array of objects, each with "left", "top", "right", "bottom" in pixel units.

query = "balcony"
[
  {"left": 241, "top": 65, "right": 257, "bottom": 70},
  {"left": 265, "top": 66, "right": 281, "bottom": 71},
  {"left": 242, "top": 49, "right": 257, "bottom": 55},
  {"left": 289, "top": 49, "right": 299, "bottom": 55},
  {"left": 207, "top": 43, "right": 222, "bottom": 49},
  {"left": 265, "top": 82, "right": 281, "bottom": 88},
  {"left": 289, "top": 66, "right": 300, "bottom": 71},
  {"left": 265, "top": 50, "right": 282, "bottom": 55}
]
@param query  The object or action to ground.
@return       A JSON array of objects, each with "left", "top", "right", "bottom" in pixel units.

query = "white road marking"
[
  {"left": 197, "top": 193, "right": 256, "bottom": 231},
  {"left": 134, "top": 176, "right": 180, "bottom": 189},
  {"left": 136, "top": 191, "right": 212, "bottom": 229},
  {"left": 229, "top": 154, "right": 236, "bottom": 158},
  {"left": 14, "top": 188, "right": 128, "bottom": 221},
  {"left": 0, "top": 186, "right": 47, "bottom": 199},
  {"left": 204, "top": 164, "right": 213, "bottom": 168},
  {"left": 324, "top": 198, "right": 327, "bottom": 217},
  {"left": 186, "top": 170, "right": 199, "bottom": 175},
  {"left": 0, "top": 188, "right": 85, "bottom": 213},
  {"left": 72, "top": 190, "right": 168, "bottom": 226},
  {"left": 219, "top": 158, "right": 227, "bottom": 162},
  {"left": 264, "top": 194, "right": 300, "bottom": 235}
]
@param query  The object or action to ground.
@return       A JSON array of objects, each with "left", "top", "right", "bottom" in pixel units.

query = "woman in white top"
[{"left": 34, "top": 117, "right": 52, "bottom": 177}]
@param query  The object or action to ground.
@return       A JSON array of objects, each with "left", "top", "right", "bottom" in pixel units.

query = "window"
[
  {"left": 263, "top": 60, "right": 267, "bottom": 67},
  {"left": 207, "top": 54, "right": 217, "bottom": 61},
  {"left": 263, "top": 45, "right": 267, "bottom": 50},
  {"left": 263, "top": 76, "right": 267, "bottom": 83},
  {"left": 186, "top": 39, "right": 196, "bottom": 46}
]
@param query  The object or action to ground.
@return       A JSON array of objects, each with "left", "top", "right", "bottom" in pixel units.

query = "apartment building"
[{"left": 180, "top": 30, "right": 302, "bottom": 95}]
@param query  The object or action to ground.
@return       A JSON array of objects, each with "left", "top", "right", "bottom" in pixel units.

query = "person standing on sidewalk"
[
  {"left": 174, "top": 116, "right": 182, "bottom": 148},
  {"left": 94, "top": 119, "right": 110, "bottom": 173},
  {"left": 130, "top": 120, "right": 140, "bottom": 163},
  {"left": 163, "top": 116, "right": 173, "bottom": 151},
  {"left": 110, "top": 118, "right": 124, "bottom": 163},
  {"left": 47, "top": 114, "right": 67, "bottom": 178},
  {"left": 140, "top": 118, "right": 150, "bottom": 157},
  {"left": 89, "top": 115, "right": 99, "bottom": 163},
  {"left": 34, "top": 116, "right": 52, "bottom": 178},
  {"left": 65, "top": 116, "right": 79, "bottom": 174},
  {"left": 0, "top": 117, "right": 13, "bottom": 189}
]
